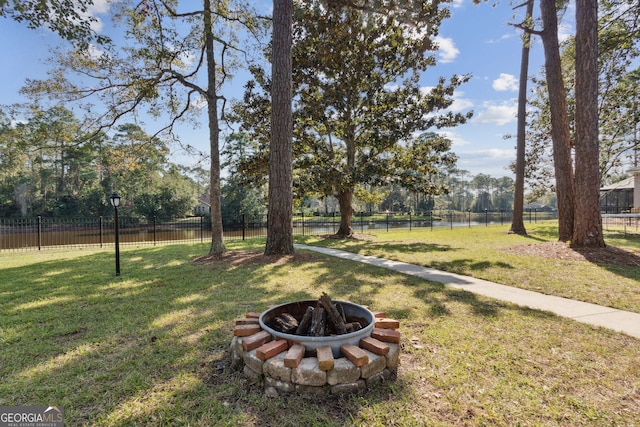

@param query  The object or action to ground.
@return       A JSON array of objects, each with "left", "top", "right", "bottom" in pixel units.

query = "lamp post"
[{"left": 110, "top": 192, "right": 121, "bottom": 276}]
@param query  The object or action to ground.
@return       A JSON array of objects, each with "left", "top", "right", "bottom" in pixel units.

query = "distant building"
[
  {"left": 600, "top": 176, "right": 635, "bottom": 214},
  {"left": 194, "top": 193, "right": 211, "bottom": 216},
  {"left": 523, "top": 202, "right": 554, "bottom": 212}
]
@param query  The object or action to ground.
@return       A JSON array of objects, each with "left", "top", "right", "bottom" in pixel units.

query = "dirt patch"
[
  {"left": 504, "top": 241, "right": 640, "bottom": 267},
  {"left": 319, "top": 233, "right": 375, "bottom": 241},
  {"left": 192, "top": 250, "right": 316, "bottom": 266}
]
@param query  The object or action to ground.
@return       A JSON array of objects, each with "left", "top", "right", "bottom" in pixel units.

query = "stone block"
[
  {"left": 359, "top": 348, "right": 386, "bottom": 379},
  {"left": 331, "top": 380, "right": 366, "bottom": 395},
  {"left": 233, "top": 336, "right": 244, "bottom": 355},
  {"left": 295, "top": 384, "right": 328, "bottom": 397},
  {"left": 243, "top": 365, "right": 262, "bottom": 384},
  {"left": 326, "top": 357, "right": 360, "bottom": 385},
  {"left": 292, "top": 357, "right": 327, "bottom": 386},
  {"left": 246, "top": 311, "right": 262, "bottom": 319},
  {"left": 365, "top": 369, "right": 389, "bottom": 388},
  {"left": 242, "top": 349, "right": 264, "bottom": 375},
  {"left": 265, "top": 375, "right": 295, "bottom": 393},
  {"left": 385, "top": 343, "right": 400, "bottom": 369},
  {"left": 230, "top": 342, "right": 243, "bottom": 370},
  {"left": 263, "top": 352, "right": 291, "bottom": 383}
]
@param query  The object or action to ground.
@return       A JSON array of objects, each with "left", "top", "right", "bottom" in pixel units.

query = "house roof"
[
  {"left": 600, "top": 177, "right": 634, "bottom": 191},
  {"left": 197, "top": 193, "right": 211, "bottom": 207}
]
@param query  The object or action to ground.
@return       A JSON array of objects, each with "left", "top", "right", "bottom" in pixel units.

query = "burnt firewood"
[
  {"left": 295, "top": 306, "right": 314, "bottom": 335},
  {"left": 309, "top": 306, "right": 326, "bottom": 337},
  {"left": 318, "top": 293, "right": 347, "bottom": 335},
  {"left": 345, "top": 322, "right": 363, "bottom": 333},
  {"left": 336, "top": 303, "right": 346, "bottom": 323},
  {"left": 273, "top": 313, "right": 298, "bottom": 333}
]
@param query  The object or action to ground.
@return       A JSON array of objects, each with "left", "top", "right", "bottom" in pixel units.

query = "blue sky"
[{"left": 0, "top": 0, "right": 570, "bottom": 179}]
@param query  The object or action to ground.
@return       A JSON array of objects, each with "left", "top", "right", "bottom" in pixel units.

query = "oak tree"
[
  {"left": 232, "top": 1, "right": 470, "bottom": 237},
  {"left": 22, "top": 0, "right": 267, "bottom": 255}
]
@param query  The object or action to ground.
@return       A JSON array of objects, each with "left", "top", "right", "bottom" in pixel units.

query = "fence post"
[
  {"left": 242, "top": 214, "right": 246, "bottom": 241},
  {"left": 409, "top": 212, "right": 412, "bottom": 231},
  {"left": 100, "top": 216, "right": 103, "bottom": 248},
  {"left": 485, "top": 209, "right": 488, "bottom": 226},
  {"left": 200, "top": 215, "right": 204, "bottom": 243},
  {"left": 430, "top": 210, "right": 433, "bottom": 231},
  {"left": 386, "top": 211, "right": 389, "bottom": 232},
  {"left": 153, "top": 216, "right": 157, "bottom": 246},
  {"left": 333, "top": 212, "right": 336, "bottom": 234},
  {"left": 302, "top": 211, "right": 305, "bottom": 236},
  {"left": 38, "top": 215, "right": 42, "bottom": 250}
]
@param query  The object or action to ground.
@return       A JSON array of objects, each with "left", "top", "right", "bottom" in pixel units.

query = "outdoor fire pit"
[
  {"left": 230, "top": 294, "right": 402, "bottom": 396},
  {"left": 259, "top": 298, "right": 375, "bottom": 357}
]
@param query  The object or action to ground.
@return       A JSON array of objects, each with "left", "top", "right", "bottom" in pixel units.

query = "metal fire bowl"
[{"left": 259, "top": 300, "right": 375, "bottom": 358}]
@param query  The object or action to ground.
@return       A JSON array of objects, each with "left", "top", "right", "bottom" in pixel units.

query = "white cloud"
[
  {"left": 455, "top": 148, "right": 516, "bottom": 177},
  {"left": 86, "top": 43, "right": 105, "bottom": 59},
  {"left": 472, "top": 100, "right": 517, "bottom": 125},
  {"left": 487, "top": 33, "right": 515, "bottom": 44},
  {"left": 492, "top": 73, "right": 518, "bottom": 91},
  {"left": 558, "top": 21, "right": 573, "bottom": 43},
  {"left": 80, "top": 0, "right": 112, "bottom": 32},
  {"left": 434, "top": 36, "right": 460, "bottom": 63},
  {"left": 449, "top": 92, "right": 474, "bottom": 113},
  {"left": 439, "top": 130, "right": 472, "bottom": 147}
]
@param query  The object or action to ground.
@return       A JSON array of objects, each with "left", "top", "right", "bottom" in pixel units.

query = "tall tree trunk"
[
  {"left": 572, "top": 0, "right": 605, "bottom": 247},
  {"left": 539, "top": 0, "right": 575, "bottom": 242},
  {"left": 265, "top": 0, "right": 294, "bottom": 255},
  {"left": 204, "top": 0, "right": 226, "bottom": 255},
  {"left": 336, "top": 189, "right": 354, "bottom": 237},
  {"left": 510, "top": 0, "right": 534, "bottom": 236}
]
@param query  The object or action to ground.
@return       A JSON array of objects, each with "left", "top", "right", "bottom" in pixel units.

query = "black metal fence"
[
  {"left": 601, "top": 214, "right": 640, "bottom": 236},
  {"left": 1, "top": 210, "right": 559, "bottom": 252}
]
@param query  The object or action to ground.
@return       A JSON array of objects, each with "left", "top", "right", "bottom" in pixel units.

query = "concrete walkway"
[{"left": 296, "top": 244, "right": 640, "bottom": 339}]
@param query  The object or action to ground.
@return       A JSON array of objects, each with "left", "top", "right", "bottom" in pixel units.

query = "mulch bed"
[{"left": 504, "top": 241, "right": 640, "bottom": 267}]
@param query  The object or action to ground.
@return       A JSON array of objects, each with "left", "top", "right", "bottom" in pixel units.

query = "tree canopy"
[
  {"left": 231, "top": 1, "right": 471, "bottom": 236},
  {"left": 21, "top": 0, "right": 268, "bottom": 255},
  {"left": 0, "top": 0, "right": 110, "bottom": 46}
]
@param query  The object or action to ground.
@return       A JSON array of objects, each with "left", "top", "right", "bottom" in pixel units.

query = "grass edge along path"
[{"left": 297, "top": 221, "right": 640, "bottom": 314}]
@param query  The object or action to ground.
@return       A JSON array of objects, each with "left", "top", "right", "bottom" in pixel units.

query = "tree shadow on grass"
[{"left": 0, "top": 242, "right": 563, "bottom": 426}]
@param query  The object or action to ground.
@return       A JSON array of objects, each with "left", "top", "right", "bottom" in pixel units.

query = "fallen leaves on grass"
[
  {"left": 504, "top": 241, "right": 640, "bottom": 267},
  {"left": 192, "top": 250, "right": 316, "bottom": 267}
]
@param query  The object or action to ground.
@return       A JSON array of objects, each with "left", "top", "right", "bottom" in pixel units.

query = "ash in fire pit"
[{"left": 267, "top": 293, "right": 366, "bottom": 337}]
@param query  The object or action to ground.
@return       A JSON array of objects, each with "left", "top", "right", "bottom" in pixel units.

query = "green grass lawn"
[
  {"left": 300, "top": 221, "right": 640, "bottom": 314},
  {"left": 1, "top": 231, "right": 639, "bottom": 426}
]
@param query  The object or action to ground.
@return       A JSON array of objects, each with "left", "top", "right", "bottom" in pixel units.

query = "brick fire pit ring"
[
  {"left": 230, "top": 301, "right": 402, "bottom": 396},
  {"left": 259, "top": 300, "right": 375, "bottom": 357}
]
